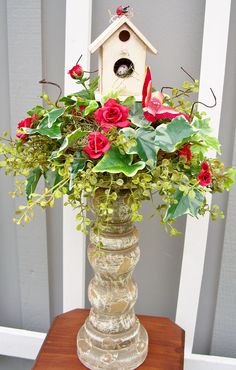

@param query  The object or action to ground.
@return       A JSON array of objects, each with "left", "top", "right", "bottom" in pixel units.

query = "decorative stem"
[
  {"left": 190, "top": 88, "right": 217, "bottom": 120},
  {"left": 39, "top": 79, "right": 62, "bottom": 107}
]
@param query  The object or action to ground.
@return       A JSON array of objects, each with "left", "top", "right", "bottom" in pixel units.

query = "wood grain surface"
[{"left": 32, "top": 309, "right": 184, "bottom": 370}]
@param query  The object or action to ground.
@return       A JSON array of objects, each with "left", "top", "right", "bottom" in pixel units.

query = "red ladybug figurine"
[{"left": 116, "top": 5, "right": 130, "bottom": 16}]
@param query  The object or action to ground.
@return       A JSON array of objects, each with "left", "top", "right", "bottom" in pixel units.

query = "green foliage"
[
  {"left": 155, "top": 116, "right": 195, "bottom": 152},
  {"left": 121, "top": 96, "right": 136, "bottom": 108},
  {"left": 24, "top": 123, "right": 63, "bottom": 139},
  {"left": 51, "top": 129, "right": 88, "bottom": 158},
  {"left": 41, "top": 108, "right": 65, "bottom": 128},
  {"left": 84, "top": 100, "right": 99, "bottom": 116},
  {"left": 93, "top": 146, "right": 145, "bottom": 177},
  {"left": 129, "top": 102, "right": 151, "bottom": 127},
  {"left": 223, "top": 168, "right": 236, "bottom": 191},
  {"left": 0, "top": 71, "right": 235, "bottom": 237},
  {"left": 27, "top": 105, "right": 45, "bottom": 118},
  {"left": 26, "top": 168, "right": 42, "bottom": 200},
  {"left": 121, "top": 127, "right": 158, "bottom": 168},
  {"left": 164, "top": 189, "right": 204, "bottom": 221}
]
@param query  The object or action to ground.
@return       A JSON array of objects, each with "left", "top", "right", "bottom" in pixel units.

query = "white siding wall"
[
  {"left": 0, "top": 0, "right": 236, "bottom": 365},
  {"left": 0, "top": 0, "right": 50, "bottom": 333}
]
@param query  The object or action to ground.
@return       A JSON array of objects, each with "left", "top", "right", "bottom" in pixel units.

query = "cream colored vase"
[{"left": 77, "top": 189, "right": 148, "bottom": 370}]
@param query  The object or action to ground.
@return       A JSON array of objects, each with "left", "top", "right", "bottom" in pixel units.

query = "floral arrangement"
[{"left": 0, "top": 63, "right": 235, "bottom": 236}]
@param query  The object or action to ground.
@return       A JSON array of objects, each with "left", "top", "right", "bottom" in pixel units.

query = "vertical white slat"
[
  {"left": 175, "top": 0, "right": 231, "bottom": 355},
  {"left": 6, "top": 0, "right": 50, "bottom": 332},
  {"left": 63, "top": 0, "right": 92, "bottom": 311}
]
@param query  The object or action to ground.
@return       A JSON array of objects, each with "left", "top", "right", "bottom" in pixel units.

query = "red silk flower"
[
  {"left": 142, "top": 67, "right": 190, "bottom": 122},
  {"left": 197, "top": 170, "right": 212, "bottom": 186},
  {"left": 68, "top": 64, "right": 84, "bottom": 79},
  {"left": 201, "top": 161, "right": 210, "bottom": 171},
  {"left": 94, "top": 98, "right": 130, "bottom": 132},
  {"left": 83, "top": 132, "right": 110, "bottom": 159},
  {"left": 178, "top": 144, "right": 192, "bottom": 161},
  {"left": 197, "top": 161, "right": 211, "bottom": 186},
  {"left": 16, "top": 114, "right": 37, "bottom": 142}
]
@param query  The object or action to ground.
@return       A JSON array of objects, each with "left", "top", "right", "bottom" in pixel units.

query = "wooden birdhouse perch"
[{"left": 89, "top": 15, "right": 157, "bottom": 100}]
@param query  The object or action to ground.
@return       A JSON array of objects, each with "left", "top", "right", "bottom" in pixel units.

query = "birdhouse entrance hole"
[
  {"left": 119, "top": 30, "right": 130, "bottom": 42},
  {"left": 114, "top": 58, "right": 134, "bottom": 78}
]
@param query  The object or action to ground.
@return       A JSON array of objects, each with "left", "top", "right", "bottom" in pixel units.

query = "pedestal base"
[{"left": 77, "top": 319, "right": 148, "bottom": 370}]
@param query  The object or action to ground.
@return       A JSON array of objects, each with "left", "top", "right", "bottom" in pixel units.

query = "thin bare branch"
[
  {"left": 39, "top": 79, "right": 62, "bottom": 107},
  {"left": 180, "top": 66, "right": 196, "bottom": 82},
  {"left": 190, "top": 88, "right": 217, "bottom": 120},
  {"left": 76, "top": 54, "right": 83, "bottom": 65}
]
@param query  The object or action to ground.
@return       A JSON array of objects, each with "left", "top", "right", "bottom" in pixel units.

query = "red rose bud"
[
  {"left": 83, "top": 132, "right": 111, "bottom": 159},
  {"left": 178, "top": 144, "right": 192, "bottom": 162},
  {"left": 197, "top": 170, "right": 212, "bottom": 187},
  {"left": 94, "top": 98, "right": 130, "bottom": 132},
  {"left": 201, "top": 161, "right": 210, "bottom": 171},
  {"left": 68, "top": 64, "right": 84, "bottom": 79},
  {"left": 16, "top": 114, "right": 37, "bottom": 141}
]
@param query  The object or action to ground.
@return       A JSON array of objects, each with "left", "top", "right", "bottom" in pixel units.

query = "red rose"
[
  {"left": 83, "top": 132, "right": 111, "bottom": 159},
  {"left": 94, "top": 98, "right": 130, "bottom": 132},
  {"left": 16, "top": 114, "right": 37, "bottom": 141},
  {"left": 178, "top": 144, "right": 192, "bottom": 161},
  {"left": 68, "top": 64, "right": 84, "bottom": 79},
  {"left": 197, "top": 170, "right": 212, "bottom": 186},
  {"left": 201, "top": 161, "right": 210, "bottom": 171}
]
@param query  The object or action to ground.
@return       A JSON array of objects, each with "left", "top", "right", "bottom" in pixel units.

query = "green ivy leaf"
[
  {"left": 223, "top": 168, "right": 236, "bottom": 190},
  {"left": 26, "top": 168, "right": 42, "bottom": 200},
  {"left": 192, "top": 117, "right": 212, "bottom": 135},
  {"left": 47, "top": 108, "right": 65, "bottom": 128},
  {"left": 84, "top": 100, "right": 99, "bottom": 116},
  {"left": 50, "top": 129, "right": 88, "bottom": 159},
  {"left": 203, "top": 135, "right": 221, "bottom": 154},
  {"left": 27, "top": 105, "right": 45, "bottom": 118},
  {"left": 164, "top": 189, "right": 204, "bottom": 221},
  {"left": 24, "top": 122, "right": 63, "bottom": 139},
  {"left": 191, "top": 139, "right": 208, "bottom": 154},
  {"left": 155, "top": 116, "right": 195, "bottom": 152},
  {"left": 39, "top": 108, "right": 65, "bottom": 129},
  {"left": 120, "top": 127, "right": 158, "bottom": 167},
  {"left": 59, "top": 96, "right": 77, "bottom": 106},
  {"left": 129, "top": 102, "right": 151, "bottom": 127},
  {"left": 121, "top": 96, "right": 136, "bottom": 108},
  {"left": 69, "top": 152, "right": 87, "bottom": 190},
  {"left": 75, "top": 98, "right": 89, "bottom": 109},
  {"left": 89, "top": 76, "right": 100, "bottom": 95},
  {"left": 76, "top": 89, "right": 91, "bottom": 99},
  {"left": 135, "top": 127, "right": 158, "bottom": 167},
  {"left": 101, "top": 91, "right": 121, "bottom": 105},
  {"left": 93, "top": 146, "right": 145, "bottom": 177},
  {"left": 45, "top": 169, "right": 62, "bottom": 188}
]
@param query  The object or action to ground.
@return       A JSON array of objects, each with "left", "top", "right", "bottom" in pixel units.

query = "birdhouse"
[{"left": 89, "top": 15, "right": 157, "bottom": 100}]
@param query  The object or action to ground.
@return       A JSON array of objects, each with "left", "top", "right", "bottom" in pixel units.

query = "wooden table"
[{"left": 32, "top": 309, "right": 184, "bottom": 370}]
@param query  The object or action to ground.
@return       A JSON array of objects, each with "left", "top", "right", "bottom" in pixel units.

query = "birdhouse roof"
[{"left": 89, "top": 16, "right": 157, "bottom": 54}]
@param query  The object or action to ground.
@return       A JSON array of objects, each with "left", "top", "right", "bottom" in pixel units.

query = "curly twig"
[
  {"left": 83, "top": 69, "right": 99, "bottom": 74},
  {"left": 39, "top": 79, "right": 62, "bottom": 107},
  {"left": 180, "top": 66, "right": 196, "bottom": 82},
  {"left": 190, "top": 88, "right": 217, "bottom": 120},
  {"left": 161, "top": 86, "right": 186, "bottom": 94}
]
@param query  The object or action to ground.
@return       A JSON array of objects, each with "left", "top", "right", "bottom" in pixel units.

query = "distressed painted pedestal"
[{"left": 77, "top": 189, "right": 148, "bottom": 370}]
